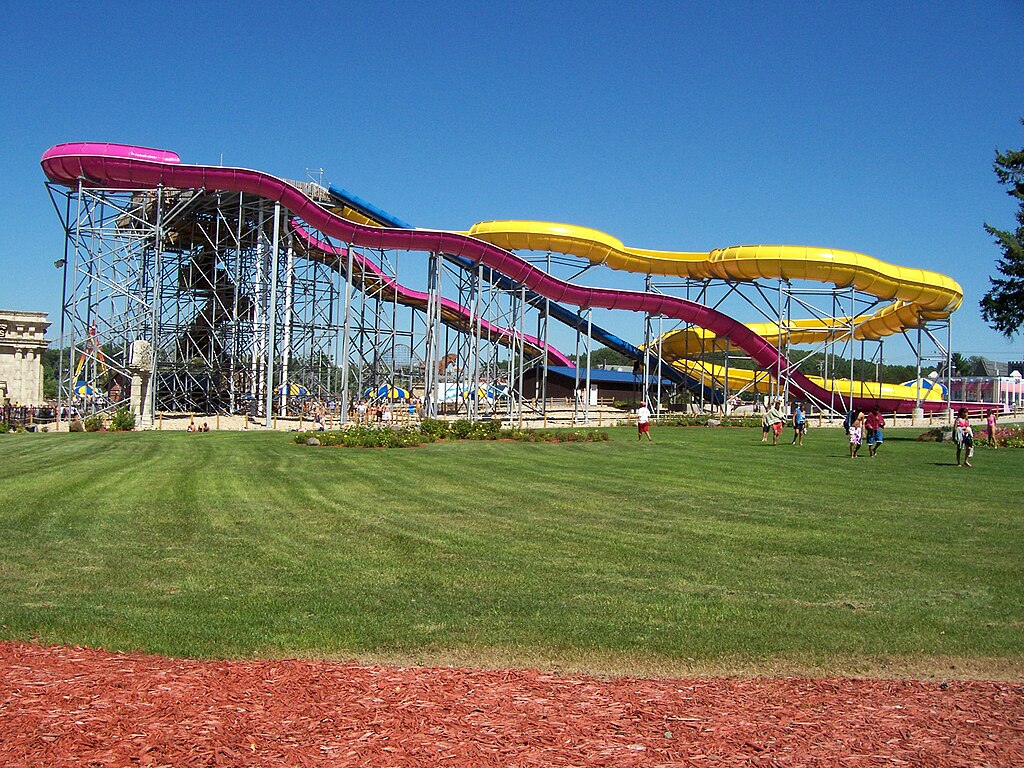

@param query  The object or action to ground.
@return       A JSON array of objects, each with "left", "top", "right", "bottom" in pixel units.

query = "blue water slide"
[{"left": 327, "top": 186, "right": 720, "bottom": 402}]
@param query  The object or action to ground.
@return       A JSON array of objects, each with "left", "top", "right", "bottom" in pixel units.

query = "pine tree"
[{"left": 980, "top": 119, "right": 1024, "bottom": 338}]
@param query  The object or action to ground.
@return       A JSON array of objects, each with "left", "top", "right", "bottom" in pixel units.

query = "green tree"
[
  {"left": 569, "top": 346, "right": 633, "bottom": 367},
  {"left": 980, "top": 119, "right": 1024, "bottom": 338}
]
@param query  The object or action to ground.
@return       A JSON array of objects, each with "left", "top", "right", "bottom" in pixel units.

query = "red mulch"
[{"left": 1, "top": 642, "right": 1021, "bottom": 767}]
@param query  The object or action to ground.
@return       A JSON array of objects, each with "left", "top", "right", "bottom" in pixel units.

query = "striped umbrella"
[
  {"left": 275, "top": 382, "right": 311, "bottom": 397},
  {"left": 365, "top": 384, "right": 411, "bottom": 400}
]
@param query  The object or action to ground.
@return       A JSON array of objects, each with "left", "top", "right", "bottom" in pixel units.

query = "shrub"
[
  {"left": 83, "top": 415, "right": 105, "bottom": 432},
  {"left": 69, "top": 419, "right": 85, "bottom": 433},
  {"left": 419, "top": 418, "right": 449, "bottom": 438},
  {"left": 656, "top": 414, "right": 762, "bottom": 428},
  {"left": 295, "top": 426, "right": 434, "bottom": 449},
  {"left": 977, "top": 425, "right": 1024, "bottom": 448},
  {"left": 296, "top": 421, "right": 610, "bottom": 449},
  {"left": 109, "top": 407, "right": 136, "bottom": 432},
  {"left": 0, "top": 423, "right": 8, "bottom": 434}
]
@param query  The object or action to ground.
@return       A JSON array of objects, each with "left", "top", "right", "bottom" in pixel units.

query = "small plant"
[
  {"left": 0, "top": 423, "right": 8, "bottom": 434},
  {"left": 68, "top": 419, "right": 85, "bottom": 433},
  {"left": 109, "top": 407, "right": 136, "bottom": 432},
  {"left": 83, "top": 415, "right": 105, "bottom": 432}
]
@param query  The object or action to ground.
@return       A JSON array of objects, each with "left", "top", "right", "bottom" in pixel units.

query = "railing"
[{"left": 2, "top": 405, "right": 56, "bottom": 431}]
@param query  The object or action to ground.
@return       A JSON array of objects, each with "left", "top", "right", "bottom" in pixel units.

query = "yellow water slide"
[
  {"left": 671, "top": 359, "right": 948, "bottom": 403},
  {"left": 466, "top": 220, "right": 960, "bottom": 403}
]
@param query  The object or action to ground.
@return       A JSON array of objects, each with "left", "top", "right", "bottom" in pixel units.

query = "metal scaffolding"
[{"left": 47, "top": 183, "right": 343, "bottom": 422}]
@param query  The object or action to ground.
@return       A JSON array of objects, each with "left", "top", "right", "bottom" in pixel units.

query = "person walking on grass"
[
  {"left": 986, "top": 408, "right": 998, "bottom": 449},
  {"left": 636, "top": 401, "right": 652, "bottom": 441},
  {"left": 954, "top": 407, "right": 974, "bottom": 468},
  {"left": 767, "top": 400, "right": 785, "bottom": 446},
  {"left": 791, "top": 402, "right": 807, "bottom": 445},
  {"left": 865, "top": 405, "right": 885, "bottom": 457},
  {"left": 849, "top": 411, "right": 864, "bottom": 458}
]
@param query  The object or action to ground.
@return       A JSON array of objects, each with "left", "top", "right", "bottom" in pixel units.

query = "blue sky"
[{"left": 2, "top": 0, "right": 1022, "bottom": 363}]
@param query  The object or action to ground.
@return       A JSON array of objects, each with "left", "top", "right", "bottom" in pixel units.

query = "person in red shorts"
[
  {"left": 636, "top": 401, "right": 652, "bottom": 441},
  {"left": 865, "top": 406, "right": 885, "bottom": 457}
]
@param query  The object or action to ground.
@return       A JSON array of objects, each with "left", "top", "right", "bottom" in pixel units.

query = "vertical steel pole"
[
  {"left": 945, "top": 318, "right": 953, "bottom": 421},
  {"left": 67, "top": 182, "right": 84, "bottom": 418},
  {"left": 56, "top": 188, "right": 72, "bottom": 428},
  {"left": 149, "top": 186, "right": 164, "bottom": 425},
  {"left": 584, "top": 308, "right": 593, "bottom": 424},
  {"left": 657, "top": 315, "right": 664, "bottom": 418},
  {"left": 251, "top": 203, "right": 266, "bottom": 410},
  {"left": 423, "top": 251, "right": 439, "bottom": 417},
  {"left": 644, "top": 276, "right": 652, "bottom": 406},
  {"left": 573, "top": 309, "right": 582, "bottom": 423},
  {"left": 340, "top": 243, "right": 354, "bottom": 422},
  {"left": 542, "top": 251, "right": 551, "bottom": 416},
  {"left": 281, "top": 236, "right": 295, "bottom": 410},
  {"left": 264, "top": 203, "right": 281, "bottom": 428}
]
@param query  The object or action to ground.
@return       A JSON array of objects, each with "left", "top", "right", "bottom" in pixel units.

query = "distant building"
[
  {"left": 0, "top": 310, "right": 50, "bottom": 405},
  {"left": 523, "top": 365, "right": 675, "bottom": 403},
  {"left": 947, "top": 357, "right": 1024, "bottom": 410}
]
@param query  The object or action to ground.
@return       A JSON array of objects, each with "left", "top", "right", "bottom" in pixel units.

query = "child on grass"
[{"left": 849, "top": 412, "right": 864, "bottom": 458}]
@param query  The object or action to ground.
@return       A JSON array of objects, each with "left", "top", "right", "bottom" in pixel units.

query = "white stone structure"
[{"left": 0, "top": 310, "right": 50, "bottom": 406}]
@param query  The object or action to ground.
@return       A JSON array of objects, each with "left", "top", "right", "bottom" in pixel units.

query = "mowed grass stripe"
[{"left": 0, "top": 426, "right": 1021, "bottom": 675}]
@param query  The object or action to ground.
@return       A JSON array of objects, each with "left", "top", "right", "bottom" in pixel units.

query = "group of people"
[
  {"left": 844, "top": 406, "right": 886, "bottom": 458},
  {"left": 348, "top": 399, "right": 404, "bottom": 426},
  {"left": 760, "top": 401, "right": 807, "bottom": 446},
  {"left": 951, "top": 407, "right": 1001, "bottom": 467},
  {"left": 640, "top": 398, "right": 1004, "bottom": 467}
]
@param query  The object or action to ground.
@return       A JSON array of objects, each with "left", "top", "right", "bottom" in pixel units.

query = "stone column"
[{"left": 129, "top": 340, "right": 154, "bottom": 429}]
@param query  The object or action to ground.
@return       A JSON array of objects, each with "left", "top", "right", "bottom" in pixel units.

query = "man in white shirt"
[{"left": 636, "top": 401, "right": 652, "bottom": 441}]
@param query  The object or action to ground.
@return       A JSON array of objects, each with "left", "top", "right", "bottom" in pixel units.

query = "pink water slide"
[
  {"left": 41, "top": 142, "right": 951, "bottom": 413},
  {"left": 292, "top": 224, "right": 572, "bottom": 367}
]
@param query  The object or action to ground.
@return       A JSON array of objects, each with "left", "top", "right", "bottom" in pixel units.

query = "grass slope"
[{"left": 1, "top": 426, "right": 1021, "bottom": 678}]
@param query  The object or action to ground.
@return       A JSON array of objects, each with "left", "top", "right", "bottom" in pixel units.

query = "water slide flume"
[
  {"left": 466, "top": 221, "right": 963, "bottom": 342},
  {"left": 325, "top": 185, "right": 721, "bottom": 403},
  {"left": 40, "top": 142, "right": 957, "bottom": 413},
  {"left": 670, "top": 358, "right": 948, "bottom": 405},
  {"left": 291, "top": 223, "right": 572, "bottom": 366},
  {"left": 465, "top": 218, "right": 962, "bottom": 407}
]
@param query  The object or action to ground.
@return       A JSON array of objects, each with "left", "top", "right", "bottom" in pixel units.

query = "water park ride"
[{"left": 41, "top": 141, "right": 970, "bottom": 419}]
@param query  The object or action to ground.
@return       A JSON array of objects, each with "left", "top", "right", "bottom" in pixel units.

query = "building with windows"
[
  {"left": 946, "top": 357, "right": 1024, "bottom": 411},
  {"left": 0, "top": 311, "right": 51, "bottom": 405}
]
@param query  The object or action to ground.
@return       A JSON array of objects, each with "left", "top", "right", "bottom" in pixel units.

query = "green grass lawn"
[{"left": 1, "top": 424, "right": 1021, "bottom": 678}]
